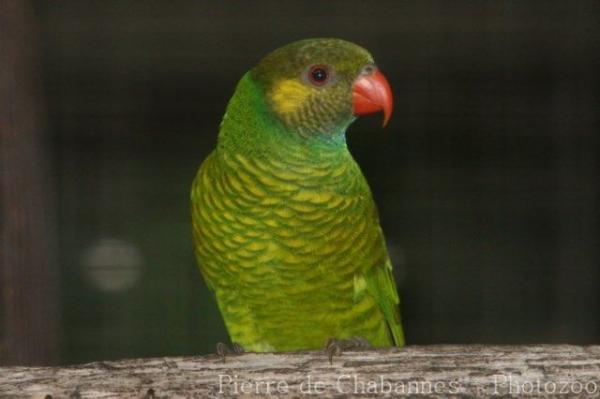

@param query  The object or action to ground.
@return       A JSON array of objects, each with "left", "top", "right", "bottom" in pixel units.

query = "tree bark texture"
[{"left": 1, "top": 345, "right": 600, "bottom": 398}]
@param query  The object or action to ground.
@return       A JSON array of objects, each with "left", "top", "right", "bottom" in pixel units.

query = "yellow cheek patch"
[{"left": 270, "top": 79, "right": 312, "bottom": 115}]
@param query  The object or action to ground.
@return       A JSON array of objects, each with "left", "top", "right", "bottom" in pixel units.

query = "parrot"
[{"left": 191, "top": 38, "right": 404, "bottom": 359}]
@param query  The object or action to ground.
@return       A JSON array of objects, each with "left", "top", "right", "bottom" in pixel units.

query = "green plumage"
[{"left": 191, "top": 38, "right": 404, "bottom": 351}]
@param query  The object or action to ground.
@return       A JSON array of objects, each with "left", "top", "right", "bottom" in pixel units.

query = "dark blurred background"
[{"left": 1, "top": 1, "right": 599, "bottom": 366}]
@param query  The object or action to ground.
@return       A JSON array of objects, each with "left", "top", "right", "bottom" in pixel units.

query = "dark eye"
[{"left": 308, "top": 65, "right": 329, "bottom": 86}]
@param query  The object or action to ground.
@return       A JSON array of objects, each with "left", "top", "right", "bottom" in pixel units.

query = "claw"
[
  {"left": 216, "top": 342, "right": 245, "bottom": 362},
  {"left": 325, "top": 337, "right": 372, "bottom": 365},
  {"left": 326, "top": 339, "right": 342, "bottom": 365},
  {"left": 232, "top": 342, "right": 245, "bottom": 354}
]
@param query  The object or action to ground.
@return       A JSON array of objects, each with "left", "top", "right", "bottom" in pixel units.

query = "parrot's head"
[{"left": 250, "top": 38, "right": 393, "bottom": 138}]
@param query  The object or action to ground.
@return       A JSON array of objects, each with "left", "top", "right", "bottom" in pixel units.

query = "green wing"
[{"left": 363, "top": 254, "right": 405, "bottom": 346}]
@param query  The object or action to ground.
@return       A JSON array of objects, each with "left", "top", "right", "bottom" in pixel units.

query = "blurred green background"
[{"left": 1, "top": 1, "right": 598, "bottom": 366}]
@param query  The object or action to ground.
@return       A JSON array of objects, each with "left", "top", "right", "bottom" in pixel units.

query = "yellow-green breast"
[{"left": 191, "top": 144, "right": 402, "bottom": 351}]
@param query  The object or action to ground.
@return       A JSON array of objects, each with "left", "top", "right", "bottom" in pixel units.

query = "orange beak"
[{"left": 352, "top": 69, "right": 393, "bottom": 127}]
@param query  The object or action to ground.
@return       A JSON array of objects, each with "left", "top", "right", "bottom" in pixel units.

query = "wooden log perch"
[{"left": 1, "top": 345, "right": 600, "bottom": 398}]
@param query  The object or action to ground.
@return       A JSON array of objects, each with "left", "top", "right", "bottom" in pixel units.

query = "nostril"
[{"left": 362, "top": 64, "right": 377, "bottom": 75}]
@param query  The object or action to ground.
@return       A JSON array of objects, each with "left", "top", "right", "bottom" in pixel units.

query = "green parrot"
[{"left": 191, "top": 38, "right": 404, "bottom": 356}]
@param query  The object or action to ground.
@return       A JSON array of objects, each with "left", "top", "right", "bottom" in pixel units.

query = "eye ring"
[{"left": 308, "top": 65, "right": 329, "bottom": 86}]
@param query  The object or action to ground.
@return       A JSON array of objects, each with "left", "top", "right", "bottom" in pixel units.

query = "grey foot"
[
  {"left": 216, "top": 342, "right": 245, "bottom": 362},
  {"left": 325, "top": 336, "right": 372, "bottom": 364}
]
